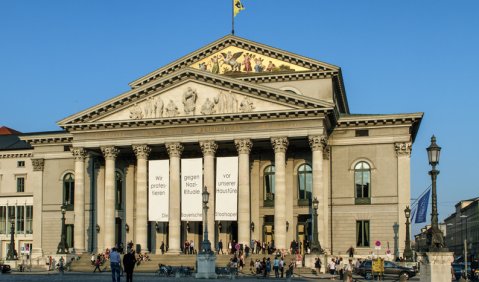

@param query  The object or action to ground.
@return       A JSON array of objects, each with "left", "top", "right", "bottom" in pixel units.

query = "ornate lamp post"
[
  {"left": 201, "top": 186, "right": 211, "bottom": 253},
  {"left": 404, "top": 206, "right": 413, "bottom": 261},
  {"left": 57, "top": 203, "right": 69, "bottom": 254},
  {"left": 426, "top": 135, "right": 446, "bottom": 251},
  {"left": 310, "top": 197, "right": 323, "bottom": 253},
  {"left": 6, "top": 218, "right": 17, "bottom": 260}
]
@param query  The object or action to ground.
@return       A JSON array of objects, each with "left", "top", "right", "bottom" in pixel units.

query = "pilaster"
[
  {"left": 31, "top": 158, "right": 44, "bottom": 258},
  {"left": 395, "top": 142, "right": 412, "bottom": 258}
]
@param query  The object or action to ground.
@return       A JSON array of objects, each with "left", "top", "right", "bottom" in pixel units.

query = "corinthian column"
[
  {"left": 133, "top": 144, "right": 151, "bottom": 252},
  {"left": 200, "top": 140, "right": 218, "bottom": 250},
  {"left": 166, "top": 142, "right": 183, "bottom": 253},
  {"left": 235, "top": 139, "right": 252, "bottom": 247},
  {"left": 308, "top": 136, "right": 326, "bottom": 249},
  {"left": 31, "top": 158, "right": 44, "bottom": 258},
  {"left": 101, "top": 146, "right": 119, "bottom": 250},
  {"left": 395, "top": 142, "right": 412, "bottom": 257},
  {"left": 71, "top": 147, "right": 87, "bottom": 253},
  {"left": 271, "top": 137, "right": 288, "bottom": 251}
]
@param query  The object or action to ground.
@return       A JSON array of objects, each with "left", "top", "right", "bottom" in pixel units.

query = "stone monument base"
[
  {"left": 419, "top": 251, "right": 454, "bottom": 282},
  {"left": 196, "top": 252, "right": 217, "bottom": 279},
  {"left": 304, "top": 253, "right": 327, "bottom": 274}
]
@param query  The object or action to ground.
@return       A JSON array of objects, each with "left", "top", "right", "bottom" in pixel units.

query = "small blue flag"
[{"left": 415, "top": 188, "right": 431, "bottom": 224}]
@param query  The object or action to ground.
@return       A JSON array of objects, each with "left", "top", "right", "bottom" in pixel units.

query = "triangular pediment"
[
  {"left": 128, "top": 35, "right": 340, "bottom": 89},
  {"left": 58, "top": 68, "right": 334, "bottom": 128}
]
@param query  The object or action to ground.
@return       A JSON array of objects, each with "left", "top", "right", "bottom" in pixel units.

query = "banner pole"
[{"left": 232, "top": 0, "right": 235, "bottom": 35}]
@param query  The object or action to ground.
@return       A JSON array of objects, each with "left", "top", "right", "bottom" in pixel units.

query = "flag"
[
  {"left": 410, "top": 206, "right": 417, "bottom": 223},
  {"left": 234, "top": 0, "right": 245, "bottom": 17},
  {"left": 414, "top": 188, "right": 431, "bottom": 224}
]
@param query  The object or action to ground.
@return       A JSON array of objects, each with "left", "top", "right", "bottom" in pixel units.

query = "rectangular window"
[
  {"left": 7, "top": 206, "right": 15, "bottom": 233},
  {"left": 355, "top": 129, "right": 369, "bottom": 137},
  {"left": 17, "top": 177, "right": 25, "bottom": 192},
  {"left": 16, "top": 206, "right": 24, "bottom": 233},
  {"left": 356, "top": 220, "right": 370, "bottom": 247},
  {"left": 66, "top": 224, "right": 74, "bottom": 250},
  {"left": 0, "top": 207, "right": 6, "bottom": 234},
  {"left": 26, "top": 206, "right": 33, "bottom": 234},
  {"left": 17, "top": 161, "right": 25, "bottom": 167}
]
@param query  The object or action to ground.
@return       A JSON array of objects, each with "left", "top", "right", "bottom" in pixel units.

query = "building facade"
[
  {"left": 0, "top": 35, "right": 422, "bottom": 259},
  {"left": 444, "top": 198, "right": 479, "bottom": 257}
]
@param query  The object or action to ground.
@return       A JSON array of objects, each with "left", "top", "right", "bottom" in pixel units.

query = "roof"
[
  {"left": 0, "top": 134, "right": 31, "bottom": 150},
  {"left": 0, "top": 126, "right": 21, "bottom": 135}
]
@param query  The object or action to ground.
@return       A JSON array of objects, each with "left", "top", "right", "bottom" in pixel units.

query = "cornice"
[
  {"left": 20, "top": 133, "right": 73, "bottom": 146},
  {"left": 128, "top": 35, "right": 340, "bottom": 88},
  {"left": 237, "top": 70, "right": 338, "bottom": 83},
  {"left": 62, "top": 108, "right": 331, "bottom": 132},
  {"left": 0, "top": 152, "right": 33, "bottom": 159},
  {"left": 337, "top": 113, "right": 423, "bottom": 127}
]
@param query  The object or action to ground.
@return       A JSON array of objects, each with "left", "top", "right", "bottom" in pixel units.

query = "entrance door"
[{"left": 263, "top": 224, "right": 274, "bottom": 246}]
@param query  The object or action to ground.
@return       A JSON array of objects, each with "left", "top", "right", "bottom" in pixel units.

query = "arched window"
[
  {"left": 63, "top": 173, "right": 75, "bottom": 210},
  {"left": 115, "top": 171, "right": 123, "bottom": 210},
  {"left": 354, "top": 162, "right": 371, "bottom": 204},
  {"left": 263, "top": 165, "right": 275, "bottom": 206},
  {"left": 297, "top": 163, "right": 312, "bottom": 205}
]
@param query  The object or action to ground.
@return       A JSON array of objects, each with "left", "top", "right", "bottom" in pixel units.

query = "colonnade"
[{"left": 70, "top": 135, "right": 327, "bottom": 253}]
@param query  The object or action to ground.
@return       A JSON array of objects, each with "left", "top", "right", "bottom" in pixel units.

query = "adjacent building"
[
  {"left": 0, "top": 35, "right": 422, "bottom": 259},
  {"left": 444, "top": 197, "right": 479, "bottom": 257}
]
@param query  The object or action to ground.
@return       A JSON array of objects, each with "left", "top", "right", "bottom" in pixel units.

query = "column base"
[
  {"left": 196, "top": 252, "right": 217, "bottom": 279},
  {"left": 419, "top": 252, "right": 454, "bottom": 282}
]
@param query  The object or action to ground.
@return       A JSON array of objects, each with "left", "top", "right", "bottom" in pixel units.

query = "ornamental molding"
[
  {"left": 271, "top": 137, "right": 289, "bottom": 153},
  {"left": 337, "top": 113, "right": 423, "bottom": 128},
  {"left": 132, "top": 144, "right": 151, "bottom": 159},
  {"left": 323, "top": 146, "right": 330, "bottom": 160},
  {"left": 166, "top": 142, "right": 184, "bottom": 158},
  {"left": 395, "top": 142, "right": 412, "bottom": 157},
  {"left": 100, "top": 146, "right": 119, "bottom": 160},
  {"left": 20, "top": 133, "right": 73, "bottom": 146},
  {"left": 71, "top": 147, "right": 87, "bottom": 161},
  {"left": 31, "top": 158, "right": 45, "bottom": 171},
  {"left": 235, "top": 139, "right": 253, "bottom": 154}
]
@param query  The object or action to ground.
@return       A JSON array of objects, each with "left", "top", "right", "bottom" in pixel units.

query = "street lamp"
[
  {"left": 404, "top": 206, "right": 413, "bottom": 261},
  {"left": 310, "top": 197, "right": 323, "bottom": 253},
  {"left": 460, "top": 214, "right": 469, "bottom": 280},
  {"left": 426, "top": 135, "right": 446, "bottom": 251},
  {"left": 6, "top": 217, "right": 17, "bottom": 260},
  {"left": 201, "top": 186, "right": 211, "bottom": 253},
  {"left": 57, "top": 203, "right": 69, "bottom": 254}
]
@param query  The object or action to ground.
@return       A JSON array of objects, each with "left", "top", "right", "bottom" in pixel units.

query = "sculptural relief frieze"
[
  {"left": 100, "top": 82, "right": 288, "bottom": 122},
  {"left": 193, "top": 46, "right": 309, "bottom": 75}
]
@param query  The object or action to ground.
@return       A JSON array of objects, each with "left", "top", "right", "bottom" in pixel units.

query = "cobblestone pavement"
[{"left": 0, "top": 272, "right": 421, "bottom": 282}]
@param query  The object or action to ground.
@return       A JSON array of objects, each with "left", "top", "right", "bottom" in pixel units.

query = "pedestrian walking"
[
  {"left": 110, "top": 247, "right": 121, "bottom": 282},
  {"left": 93, "top": 255, "right": 102, "bottom": 272},
  {"left": 123, "top": 249, "right": 136, "bottom": 282}
]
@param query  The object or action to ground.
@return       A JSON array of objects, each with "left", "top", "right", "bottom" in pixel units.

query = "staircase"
[{"left": 69, "top": 253, "right": 304, "bottom": 273}]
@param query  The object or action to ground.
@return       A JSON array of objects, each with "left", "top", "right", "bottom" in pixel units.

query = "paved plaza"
[{"left": 0, "top": 272, "right": 422, "bottom": 282}]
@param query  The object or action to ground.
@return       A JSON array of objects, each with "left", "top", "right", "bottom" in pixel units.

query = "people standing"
[
  {"left": 346, "top": 246, "right": 355, "bottom": 258},
  {"left": 93, "top": 255, "right": 102, "bottom": 273},
  {"left": 218, "top": 239, "right": 224, "bottom": 255},
  {"left": 123, "top": 250, "right": 136, "bottom": 282},
  {"left": 328, "top": 258, "right": 336, "bottom": 280},
  {"left": 110, "top": 247, "right": 121, "bottom": 282},
  {"left": 343, "top": 259, "right": 354, "bottom": 282},
  {"left": 315, "top": 257, "right": 322, "bottom": 275},
  {"left": 160, "top": 241, "right": 165, "bottom": 255},
  {"left": 273, "top": 256, "right": 280, "bottom": 278}
]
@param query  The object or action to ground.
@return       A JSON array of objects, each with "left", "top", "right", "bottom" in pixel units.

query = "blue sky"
[{"left": 1, "top": 1, "right": 478, "bottom": 234}]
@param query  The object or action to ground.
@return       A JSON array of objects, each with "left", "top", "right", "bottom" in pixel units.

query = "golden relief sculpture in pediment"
[
  {"left": 193, "top": 46, "right": 309, "bottom": 75},
  {"left": 99, "top": 82, "right": 291, "bottom": 122}
]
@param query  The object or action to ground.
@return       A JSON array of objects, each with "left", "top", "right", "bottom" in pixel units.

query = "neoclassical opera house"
[{"left": 0, "top": 35, "right": 422, "bottom": 259}]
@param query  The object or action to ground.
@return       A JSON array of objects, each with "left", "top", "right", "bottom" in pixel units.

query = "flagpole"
[{"left": 232, "top": 0, "right": 235, "bottom": 35}]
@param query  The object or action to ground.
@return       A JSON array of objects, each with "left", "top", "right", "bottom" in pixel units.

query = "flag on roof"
[{"left": 234, "top": 0, "right": 245, "bottom": 17}]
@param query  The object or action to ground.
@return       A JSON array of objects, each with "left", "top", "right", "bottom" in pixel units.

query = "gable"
[
  {"left": 98, "top": 81, "right": 293, "bottom": 122},
  {"left": 191, "top": 46, "right": 309, "bottom": 75}
]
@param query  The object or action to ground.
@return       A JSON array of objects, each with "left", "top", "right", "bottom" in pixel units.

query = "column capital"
[
  {"left": 132, "top": 144, "right": 151, "bottom": 159},
  {"left": 101, "top": 146, "right": 120, "bottom": 160},
  {"left": 395, "top": 142, "right": 412, "bottom": 157},
  {"left": 323, "top": 146, "right": 330, "bottom": 160},
  {"left": 308, "top": 135, "right": 328, "bottom": 151},
  {"left": 235, "top": 139, "right": 253, "bottom": 154},
  {"left": 31, "top": 158, "right": 45, "bottom": 171},
  {"left": 199, "top": 140, "right": 218, "bottom": 157},
  {"left": 271, "top": 137, "right": 289, "bottom": 153},
  {"left": 166, "top": 142, "right": 184, "bottom": 158},
  {"left": 71, "top": 147, "right": 87, "bottom": 161}
]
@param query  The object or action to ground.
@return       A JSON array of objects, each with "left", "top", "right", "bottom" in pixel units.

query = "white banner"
[
  {"left": 148, "top": 160, "right": 169, "bottom": 222},
  {"left": 181, "top": 158, "right": 203, "bottom": 221},
  {"left": 215, "top": 156, "right": 238, "bottom": 221}
]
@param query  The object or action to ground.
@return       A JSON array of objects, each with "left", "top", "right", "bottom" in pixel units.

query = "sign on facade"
[
  {"left": 215, "top": 156, "right": 238, "bottom": 220},
  {"left": 148, "top": 160, "right": 170, "bottom": 221}
]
